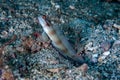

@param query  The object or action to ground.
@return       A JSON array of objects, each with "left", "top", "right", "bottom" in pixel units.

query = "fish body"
[{"left": 38, "top": 16, "right": 84, "bottom": 64}]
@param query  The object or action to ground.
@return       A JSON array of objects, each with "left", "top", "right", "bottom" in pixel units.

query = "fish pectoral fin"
[
  {"left": 41, "top": 31, "right": 50, "bottom": 42},
  {"left": 52, "top": 42, "right": 58, "bottom": 48}
]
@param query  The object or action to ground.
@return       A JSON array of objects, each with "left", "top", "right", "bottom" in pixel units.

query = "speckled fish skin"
[{"left": 38, "top": 16, "right": 84, "bottom": 64}]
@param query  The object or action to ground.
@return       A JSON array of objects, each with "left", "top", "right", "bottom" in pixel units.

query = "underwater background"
[{"left": 0, "top": 0, "right": 120, "bottom": 80}]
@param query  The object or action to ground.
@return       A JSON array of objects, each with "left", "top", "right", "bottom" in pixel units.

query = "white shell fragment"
[
  {"left": 9, "top": 27, "right": 15, "bottom": 33},
  {"left": 69, "top": 5, "right": 75, "bottom": 10},
  {"left": 85, "top": 42, "right": 98, "bottom": 51},
  {"left": 55, "top": 4, "right": 60, "bottom": 10},
  {"left": 92, "top": 54, "right": 98, "bottom": 58},
  {"left": 0, "top": 31, "right": 8, "bottom": 38},
  {"left": 91, "top": 54, "right": 98, "bottom": 63},
  {"left": 103, "top": 51, "right": 110, "bottom": 56}
]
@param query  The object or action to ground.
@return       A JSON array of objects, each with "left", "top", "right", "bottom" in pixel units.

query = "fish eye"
[{"left": 42, "top": 15, "right": 46, "bottom": 19}]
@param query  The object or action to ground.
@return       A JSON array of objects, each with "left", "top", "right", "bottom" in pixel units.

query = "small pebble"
[
  {"left": 100, "top": 41, "right": 111, "bottom": 51},
  {"left": 47, "top": 68, "right": 60, "bottom": 73},
  {"left": 16, "top": 47, "right": 24, "bottom": 52},
  {"left": 33, "top": 32, "right": 40, "bottom": 38},
  {"left": 98, "top": 56, "right": 106, "bottom": 62},
  {"left": 112, "top": 40, "right": 120, "bottom": 47},
  {"left": 78, "top": 63, "right": 88, "bottom": 73},
  {"left": 98, "top": 51, "right": 110, "bottom": 62},
  {"left": 113, "top": 24, "right": 120, "bottom": 29}
]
